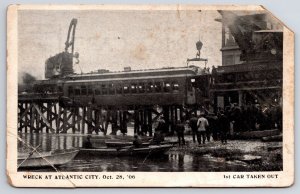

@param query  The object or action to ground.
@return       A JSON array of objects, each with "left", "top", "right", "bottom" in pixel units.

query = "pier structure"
[{"left": 17, "top": 94, "right": 195, "bottom": 136}]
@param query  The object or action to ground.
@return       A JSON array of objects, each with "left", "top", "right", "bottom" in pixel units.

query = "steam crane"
[
  {"left": 45, "top": 18, "right": 79, "bottom": 79},
  {"left": 218, "top": 10, "right": 283, "bottom": 62}
]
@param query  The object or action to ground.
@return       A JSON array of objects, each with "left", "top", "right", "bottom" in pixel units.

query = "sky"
[{"left": 18, "top": 10, "right": 223, "bottom": 81}]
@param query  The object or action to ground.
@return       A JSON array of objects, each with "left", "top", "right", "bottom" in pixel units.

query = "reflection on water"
[
  {"left": 18, "top": 133, "right": 83, "bottom": 152},
  {"left": 18, "top": 133, "right": 248, "bottom": 172}
]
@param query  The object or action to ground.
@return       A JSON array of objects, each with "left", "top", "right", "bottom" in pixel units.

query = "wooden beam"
[
  {"left": 32, "top": 103, "right": 55, "bottom": 133},
  {"left": 18, "top": 104, "right": 33, "bottom": 123}
]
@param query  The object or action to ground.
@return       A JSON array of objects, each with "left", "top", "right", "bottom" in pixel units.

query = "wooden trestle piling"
[{"left": 18, "top": 96, "right": 198, "bottom": 135}]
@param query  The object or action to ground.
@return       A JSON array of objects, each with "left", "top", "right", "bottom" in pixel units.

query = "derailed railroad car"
[{"left": 32, "top": 67, "right": 203, "bottom": 108}]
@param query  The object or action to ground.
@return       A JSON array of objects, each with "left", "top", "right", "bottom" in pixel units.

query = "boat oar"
[{"left": 141, "top": 147, "right": 153, "bottom": 165}]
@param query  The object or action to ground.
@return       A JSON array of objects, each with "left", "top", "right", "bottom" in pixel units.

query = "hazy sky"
[{"left": 18, "top": 10, "right": 222, "bottom": 80}]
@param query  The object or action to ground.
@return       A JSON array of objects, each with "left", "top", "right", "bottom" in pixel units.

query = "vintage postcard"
[{"left": 7, "top": 5, "right": 294, "bottom": 187}]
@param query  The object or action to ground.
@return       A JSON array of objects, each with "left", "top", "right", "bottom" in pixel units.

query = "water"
[{"left": 17, "top": 133, "right": 262, "bottom": 172}]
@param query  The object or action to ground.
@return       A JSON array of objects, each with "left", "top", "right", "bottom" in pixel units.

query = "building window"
[
  {"left": 172, "top": 82, "right": 179, "bottom": 91},
  {"left": 224, "top": 26, "right": 236, "bottom": 46},
  {"left": 146, "top": 82, "right": 153, "bottom": 93},
  {"left": 138, "top": 83, "right": 145, "bottom": 93},
  {"left": 154, "top": 82, "right": 161, "bottom": 92},
  {"left": 164, "top": 82, "right": 171, "bottom": 92},
  {"left": 131, "top": 83, "right": 137, "bottom": 93},
  {"left": 123, "top": 85, "right": 129, "bottom": 94}
]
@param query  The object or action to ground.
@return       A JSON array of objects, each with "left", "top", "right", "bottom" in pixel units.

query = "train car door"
[{"left": 186, "top": 78, "right": 196, "bottom": 105}]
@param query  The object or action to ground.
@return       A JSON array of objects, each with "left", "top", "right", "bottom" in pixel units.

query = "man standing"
[
  {"left": 176, "top": 120, "right": 186, "bottom": 146},
  {"left": 133, "top": 134, "right": 142, "bottom": 148},
  {"left": 83, "top": 135, "right": 93, "bottom": 148},
  {"left": 189, "top": 113, "right": 198, "bottom": 143},
  {"left": 197, "top": 113, "right": 209, "bottom": 144},
  {"left": 218, "top": 111, "right": 230, "bottom": 144}
]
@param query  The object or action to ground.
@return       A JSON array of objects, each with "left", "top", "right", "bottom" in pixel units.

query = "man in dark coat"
[
  {"left": 83, "top": 135, "right": 93, "bottom": 148},
  {"left": 189, "top": 113, "right": 198, "bottom": 143},
  {"left": 176, "top": 120, "right": 186, "bottom": 146},
  {"left": 133, "top": 135, "right": 142, "bottom": 148},
  {"left": 218, "top": 111, "right": 230, "bottom": 144}
]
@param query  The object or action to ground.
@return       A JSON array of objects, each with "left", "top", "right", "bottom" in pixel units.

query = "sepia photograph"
[{"left": 7, "top": 5, "right": 294, "bottom": 187}]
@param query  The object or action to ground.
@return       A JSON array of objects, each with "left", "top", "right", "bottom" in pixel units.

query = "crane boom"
[
  {"left": 218, "top": 11, "right": 282, "bottom": 62},
  {"left": 65, "top": 18, "right": 77, "bottom": 54},
  {"left": 45, "top": 18, "right": 78, "bottom": 78}
]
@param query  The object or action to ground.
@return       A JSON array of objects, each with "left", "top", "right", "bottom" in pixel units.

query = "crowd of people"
[
  {"left": 173, "top": 103, "right": 283, "bottom": 146},
  {"left": 83, "top": 103, "right": 282, "bottom": 148},
  {"left": 187, "top": 112, "right": 229, "bottom": 145}
]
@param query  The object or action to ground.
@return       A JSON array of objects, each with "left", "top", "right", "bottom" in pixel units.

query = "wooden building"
[{"left": 211, "top": 11, "right": 283, "bottom": 111}]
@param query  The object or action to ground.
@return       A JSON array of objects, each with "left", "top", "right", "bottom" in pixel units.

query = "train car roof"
[
  {"left": 64, "top": 66, "right": 198, "bottom": 82},
  {"left": 64, "top": 74, "right": 196, "bottom": 84},
  {"left": 68, "top": 67, "right": 197, "bottom": 77}
]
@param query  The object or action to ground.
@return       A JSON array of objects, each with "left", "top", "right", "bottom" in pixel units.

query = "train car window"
[
  {"left": 123, "top": 85, "right": 129, "bottom": 94},
  {"left": 138, "top": 83, "right": 145, "bottom": 93},
  {"left": 108, "top": 83, "right": 115, "bottom": 95},
  {"left": 95, "top": 86, "right": 101, "bottom": 95},
  {"left": 81, "top": 85, "right": 87, "bottom": 95},
  {"left": 88, "top": 85, "right": 93, "bottom": 95},
  {"left": 116, "top": 84, "right": 123, "bottom": 94},
  {"left": 131, "top": 83, "right": 137, "bottom": 93},
  {"left": 102, "top": 84, "right": 108, "bottom": 95},
  {"left": 145, "top": 82, "right": 152, "bottom": 93},
  {"left": 172, "top": 82, "right": 179, "bottom": 91},
  {"left": 74, "top": 86, "right": 80, "bottom": 95},
  {"left": 164, "top": 82, "right": 171, "bottom": 92},
  {"left": 68, "top": 86, "right": 74, "bottom": 95},
  {"left": 154, "top": 82, "right": 161, "bottom": 92}
]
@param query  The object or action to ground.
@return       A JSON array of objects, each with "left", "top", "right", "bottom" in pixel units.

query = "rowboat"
[
  {"left": 18, "top": 149, "right": 79, "bottom": 168},
  {"left": 79, "top": 144, "right": 173, "bottom": 157},
  {"left": 105, "top": 140, "right": 178, "bottom": 148},
  {"left": 105, "top": 141, "right": 150, "bottom": 148},
  {"left": 262, "top": 134, "right": 282, "bottom": 142}
]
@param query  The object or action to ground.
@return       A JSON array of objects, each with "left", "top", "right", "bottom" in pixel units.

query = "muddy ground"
[{"left": 165, "top": 135, "right": 283, "bottom": 171}]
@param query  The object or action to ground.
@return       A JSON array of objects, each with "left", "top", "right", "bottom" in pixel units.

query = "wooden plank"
[
  {"left": 72, "top": 108, "right": 76, "bottom": 133},
  {"left": 62, "top": 107, "right": 68, "bottom": 133},
  {"left": 18, "top": 103, "right": 33, "bottom": 123},
  {"left": 81, "top": 107, "right": 86, "bottom": 134},
  {"left": 148, "top": 109, "right": 153, "bottom": 136},
  {"left": 56, "top": 105, "right": 61, "bottom": 133},
  {"left": 76, "top": 107, "right": 81, "bottom": 132},
  {"left": 33, "top": 103, "right": 55, "bottom": 133},
  {"left": 46, "top": 103, "right": 50, "bottom": 133},
  {"left": 87, "top": 106, "right": 92, "bottom": 134},
  {"left": 25, "top": 103, "right": 28, "bottom": 133},
  {"left": 30, "top": 106, "right": 35, "bottom": 133}
]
